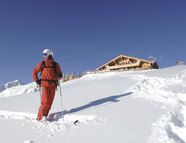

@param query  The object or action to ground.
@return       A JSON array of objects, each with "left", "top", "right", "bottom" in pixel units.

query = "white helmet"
[{"left": 43, "top": 49, "right": 54, "bottom": 57}]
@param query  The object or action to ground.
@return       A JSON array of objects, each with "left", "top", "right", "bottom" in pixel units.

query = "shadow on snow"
[{"left": 48, "top": 92, "right": 132, "bottom": 121}]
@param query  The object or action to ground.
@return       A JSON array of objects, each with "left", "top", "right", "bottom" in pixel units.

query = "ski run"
[{"left": 0, "top": 65, "right": 186, "bottom": 143}]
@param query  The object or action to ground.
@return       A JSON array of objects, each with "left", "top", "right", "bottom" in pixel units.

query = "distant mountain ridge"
[{"left": 0, "top": 80, "right": 25, "bottom": 92}]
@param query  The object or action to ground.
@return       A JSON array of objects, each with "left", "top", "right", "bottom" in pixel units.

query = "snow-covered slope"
[{"left": 0, "top": 65, "right": 186, "bottom": 143}]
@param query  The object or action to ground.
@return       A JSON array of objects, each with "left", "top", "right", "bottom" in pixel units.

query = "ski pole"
[
  {"left": 39, "top": 85, "right": 43, "bottom": 119},
  {"left": 58, "top": 80, "right": 64, "bottom": 117}
]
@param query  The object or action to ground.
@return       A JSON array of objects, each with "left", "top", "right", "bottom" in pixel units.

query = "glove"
[
  {"left": 36, "top": 80, "right": 41, "bottom": 85},
  {"left": 56, "top": 72, "right": 62, "bottom": 78}
]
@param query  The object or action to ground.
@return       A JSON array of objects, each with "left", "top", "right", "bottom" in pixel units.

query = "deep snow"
[{"left": 0, "top": 65, "right": 186, "bottom": 143}]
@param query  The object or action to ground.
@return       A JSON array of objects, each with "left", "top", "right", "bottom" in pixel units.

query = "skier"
[{"left": 32, "top": 49, "right": 62, "bottom": 121}]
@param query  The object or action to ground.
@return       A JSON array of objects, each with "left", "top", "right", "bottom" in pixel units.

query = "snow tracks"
[{"left": 129, "top": 69, "right": 186, "bottom": 143}]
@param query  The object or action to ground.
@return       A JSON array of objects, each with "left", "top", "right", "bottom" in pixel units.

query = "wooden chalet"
[
  {"left": 176, "top": 62, "right": 184, "bottom": 65},
  {"left": 96, "top": 55, "right": 159, "bottom": 71}
]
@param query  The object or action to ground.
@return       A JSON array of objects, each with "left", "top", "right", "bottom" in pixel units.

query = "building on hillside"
[
  {"left": 176, "top": 62, "right": 184, "bottom": 65},
  {"left": 96, "top": 55, "right": 159, "bottom": 71}
]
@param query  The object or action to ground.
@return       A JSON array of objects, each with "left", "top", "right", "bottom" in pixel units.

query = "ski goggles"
[{"left": 43, "top": 53, "right": 48, "bottom": 57}]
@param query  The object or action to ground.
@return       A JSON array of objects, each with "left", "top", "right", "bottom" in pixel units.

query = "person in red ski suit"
[{"left": 32, "top": 49, "right": 62, "bottom": 121}]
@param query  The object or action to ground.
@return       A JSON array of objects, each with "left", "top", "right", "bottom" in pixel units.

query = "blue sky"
[{"left": 0, "top": 0, "right": 186, "bottom": 84}]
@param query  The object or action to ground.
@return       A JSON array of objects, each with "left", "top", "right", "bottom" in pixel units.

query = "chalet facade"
[
  {"left": 176, "top": 62, "right": 184, "bottom": 65},
  {"left": 96, "top": 55, "right": 159, "bottom": 71}
]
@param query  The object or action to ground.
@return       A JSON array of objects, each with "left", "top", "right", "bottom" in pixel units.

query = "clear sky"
[{"left": 0, "top": 0, "right": 186, "bottom": 84}]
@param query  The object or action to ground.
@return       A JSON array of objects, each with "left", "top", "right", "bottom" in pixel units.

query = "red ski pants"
[{"left": 37, "top": 86, "right": 56, "bottom": 120}]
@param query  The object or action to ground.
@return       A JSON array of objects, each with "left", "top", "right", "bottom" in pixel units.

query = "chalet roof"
[{"left": 96, "top": 55, "right": 157, "bottom": 70}]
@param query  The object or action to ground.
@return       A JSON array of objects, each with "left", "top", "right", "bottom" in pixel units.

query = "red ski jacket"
[{"left": 32, "top": 58, "right": 62, "bottom": 87}]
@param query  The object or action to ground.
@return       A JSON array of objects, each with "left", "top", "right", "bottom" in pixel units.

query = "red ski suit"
[{"left": 32, "top": 58, "right": 62, "bottom": 120}]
